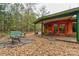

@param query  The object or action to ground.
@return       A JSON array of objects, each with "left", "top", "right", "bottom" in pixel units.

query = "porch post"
[
  {"left": 58, "top": 23, "right": 60, "bottom": 33},
  {"left": 76, "top": 12, "right": 79, "bottom": 42},
  {"left": 65, "top": 23, "right": 68, "bottom": 35},
  {"left": 52, "top": 24, "right": 54, "bottom": 33},
  {"left": 67, "top": 21, "right": 73, "bottom": 35},
  {"left": 41, "top": 21, "right": 43, "bottom": 35}
]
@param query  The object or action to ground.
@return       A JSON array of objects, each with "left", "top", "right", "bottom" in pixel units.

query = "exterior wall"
[
  {"left": 43, "top": 19, "right": 75, "bottom": 36},
  {"left": 44, "top": 24, "right": 52, "bottom": 34}
]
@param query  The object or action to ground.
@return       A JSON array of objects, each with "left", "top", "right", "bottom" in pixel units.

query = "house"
[{"left": 34, "top": 7, "right": 79, "bottom": 42}]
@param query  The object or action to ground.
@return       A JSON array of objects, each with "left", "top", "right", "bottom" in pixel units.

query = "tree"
[
  {"left": 35, "top": 5, "right": 50, "bottom": 32},
  {"left": 23, "top": 3, "right": 37, "bottom": 32},
  {"left": 8, "top": 3, "right": 25, "bottom": 31},
  {"left": 38, "top": 5, "right": 50, "bottom": 17},
  {"left": 0, "top": 3, "right": 50, "bottom": 33},
  {"left": 0, "top": 3, "right": 9, "bottom": 31}
]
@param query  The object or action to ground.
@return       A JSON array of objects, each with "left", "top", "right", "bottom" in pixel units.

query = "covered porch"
[{"left": 43, "top": 16, "right": 76, "bottom": 36}]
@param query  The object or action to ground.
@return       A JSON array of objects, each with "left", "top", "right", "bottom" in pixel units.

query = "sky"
[{"left": 38, "top": 3, "right": 79, "bottom": 14}]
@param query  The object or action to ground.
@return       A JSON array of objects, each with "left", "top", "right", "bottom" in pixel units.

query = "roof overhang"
[{"left": 34, "top": 7, "right": 79, "bottom": 24}]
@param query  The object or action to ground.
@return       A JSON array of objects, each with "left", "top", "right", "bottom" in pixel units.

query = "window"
[
  {"left": 60, "top": 24, "right": 65, "bottom": 33},
  {"left": 54, "top": 24, "right": 58, "bottom": 32}
]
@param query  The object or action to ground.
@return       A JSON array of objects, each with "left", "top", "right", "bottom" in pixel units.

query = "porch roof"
[{"left": 34, "top": 7, "right": 79, "bottom": 24}]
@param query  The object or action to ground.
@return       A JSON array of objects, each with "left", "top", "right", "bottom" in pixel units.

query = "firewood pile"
[{"left": 0, "top": 32, "right": 78, "bottom": 56}]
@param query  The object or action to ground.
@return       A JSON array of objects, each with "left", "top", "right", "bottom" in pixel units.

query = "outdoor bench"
[{"left": 10, "top": 31, "right": 22, "bottom": 43}]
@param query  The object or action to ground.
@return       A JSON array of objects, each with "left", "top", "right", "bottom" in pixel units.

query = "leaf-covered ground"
[{"left": 0, "top": 32, "right": 79, "bottom": 56}]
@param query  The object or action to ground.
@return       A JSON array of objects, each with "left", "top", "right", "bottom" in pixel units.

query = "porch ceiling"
[{"left": 43, "top": 16, "right": 75, "bottom": 24}]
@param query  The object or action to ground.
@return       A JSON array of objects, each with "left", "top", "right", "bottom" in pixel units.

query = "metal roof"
[{"left": 34, "top": 7, "right": 79, "bottom": 24}]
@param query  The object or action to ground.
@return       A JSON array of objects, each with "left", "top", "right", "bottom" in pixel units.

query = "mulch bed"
[{"left": 0, "top": 38, "right": 33, "bottom": 48}]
